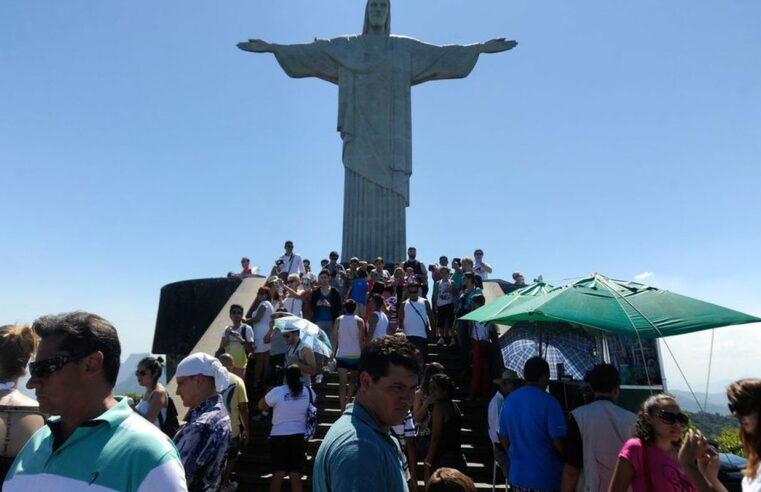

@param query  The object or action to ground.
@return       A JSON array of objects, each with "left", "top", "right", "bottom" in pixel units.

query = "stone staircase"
[{"left": 234, "top": 340, "right": 506, "bottom": 491}]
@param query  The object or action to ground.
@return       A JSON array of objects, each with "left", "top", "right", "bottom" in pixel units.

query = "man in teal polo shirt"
[
  {"left": 313, "top": 335, "right": 422, "bottom": 492},
  {"left": 4, "top": 311, "right": 187, "bottom": 491}
]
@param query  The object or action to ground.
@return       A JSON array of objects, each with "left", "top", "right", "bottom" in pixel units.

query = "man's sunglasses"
[
  {"left": 656, "top": 410, "right": 689, "bottom": 426},
  {"left": 728, "top": 402, "right": 753, "bottom": 416},
  {"left": 29, "top": 353, "right": 89, "bottom": 379}
]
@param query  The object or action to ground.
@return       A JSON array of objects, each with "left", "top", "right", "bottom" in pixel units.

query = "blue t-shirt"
[
  {"left": 313, "top": 403, "right": 408, "bottom": 492},
  {"left": 498, "top": 385, "right": 567, "bottom": 490},
  {"left": 350, "top": 278, "right": 369, "bottom": 305}
]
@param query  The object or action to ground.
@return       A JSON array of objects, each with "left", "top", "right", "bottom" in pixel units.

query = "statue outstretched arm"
[
  {"left": 478, "top": 38, "right": 518, "bottom": 54},
  {"left": 237, "top": 39, "right": 279, "bottom": 54}
]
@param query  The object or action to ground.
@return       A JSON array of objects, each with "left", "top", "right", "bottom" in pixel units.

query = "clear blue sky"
[{"left": 2, "top": 1, "right": 759, "bottom": 394}]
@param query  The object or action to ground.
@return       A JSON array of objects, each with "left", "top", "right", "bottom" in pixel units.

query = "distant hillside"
[
  {"left": 669, "top": 389, "right": 730, "bottom": 415},
  {"left": 687, "top": 411, "right": 738, "bottom": 438}
]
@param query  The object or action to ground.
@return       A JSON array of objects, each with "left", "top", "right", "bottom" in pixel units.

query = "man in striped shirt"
[{"left": 4, "top": 311, "right": 187, "bottom": 491}]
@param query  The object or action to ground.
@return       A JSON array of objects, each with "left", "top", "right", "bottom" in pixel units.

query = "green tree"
[{"left": 715, "top": 426, "right": 745, "bottom": 457}]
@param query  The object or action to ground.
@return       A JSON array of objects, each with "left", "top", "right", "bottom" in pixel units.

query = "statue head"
[{"left": 363, "top": 0, "right": 390, "bottom": 35}]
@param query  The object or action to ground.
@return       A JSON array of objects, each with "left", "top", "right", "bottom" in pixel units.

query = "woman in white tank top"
[{"left": 331, "top": 300, "right": 365, "bottom": 411}]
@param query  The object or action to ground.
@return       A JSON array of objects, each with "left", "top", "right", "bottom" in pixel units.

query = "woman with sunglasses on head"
[
  {"left": 0, "top": 325, "right": 44, "bottom": 484},
  {"left": 134, "top": 356, "right": 168, "bottom": 428},
  {"left": 609, "top": 394, "right": 703, "bottom": 492}
]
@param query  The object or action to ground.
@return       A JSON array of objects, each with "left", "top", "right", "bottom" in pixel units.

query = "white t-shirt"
[
  {"left": 252, "top": 301, "right": 273, "bottom": 353},
  {"left": 744, "top": 465, "right": 761, "bottom": 492},
  {"left": 282, "top": 296, "right": 303, "bottom": 317},
  {"left": 436, "top": 279, "right": 456, "bottom": 307},
  {"left": 471, "top": 321, "right": 490, "bottom": 341},
  {"left": 402, "top": 298, "right": 429, "bottom": 338},
  {"left": 369, "top": 311, "right": 389, "bottom": 341},
  {"left": 336, "top": 314, "right": 363, "bottom": 358},
  {"left": 473, "top": 262, "right": 490, "bottom": 280},
  {"left": 279, "top": 253, "right": 305, "bottom": 276},
  {"left": 391, "top": 411, "right": 416, "bottom": 443},
  {"left": 264, "top": 384, "right": 317, "bottom": 436}
]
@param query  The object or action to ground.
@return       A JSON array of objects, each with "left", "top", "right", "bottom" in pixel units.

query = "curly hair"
[
  {"left": 633, "top": 394, "right": 678, "bottom": 445},
  {"left": 0, "top": 324, "right": 38, "bottom": 380},
  {"left": 727, "top": 378, "right": 761, "bottom": 479}
]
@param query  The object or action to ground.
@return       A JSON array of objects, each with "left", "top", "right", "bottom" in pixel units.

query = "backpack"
[{"left": 157, "top": 396, "right": 180, "bottom": 438}]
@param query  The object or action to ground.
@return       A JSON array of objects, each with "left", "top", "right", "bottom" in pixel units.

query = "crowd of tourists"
[{"left": 0, "top": 242, "right": 759, "bottom": 491}]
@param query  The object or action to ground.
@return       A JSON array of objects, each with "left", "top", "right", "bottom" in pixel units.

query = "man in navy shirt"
[{"left": 498, "top": 357, "right": 567, "bottom": 492}]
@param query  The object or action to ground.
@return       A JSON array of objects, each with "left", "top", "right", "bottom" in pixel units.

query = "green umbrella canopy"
[
  {"left": 459, "top": 281, "right": 555, "bottom": 322},
  {"left": 461, "top": 273, "right": 761, "bottom": 339}
]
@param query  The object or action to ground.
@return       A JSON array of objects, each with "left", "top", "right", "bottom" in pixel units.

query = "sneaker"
[{"left": 437, "top": 337, "right": 445, "bottom": 346}]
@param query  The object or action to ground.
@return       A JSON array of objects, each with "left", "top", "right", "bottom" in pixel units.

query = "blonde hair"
[
  {"left": 287, "top": 273, "right": 300, "bottom": 284},
  {"left": 0, "top": 324, "right": 38, "bottom": 379}
]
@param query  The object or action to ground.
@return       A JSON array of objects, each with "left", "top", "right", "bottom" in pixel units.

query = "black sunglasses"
[
  {"left": 656, "top": 410, "right": 689, "bottom": 426},
  {"left": 29, "top": 353, "right": 89, "bottom": 379},
  {"left": 728, "top": 402, "right": 753, "bottom": 416}
]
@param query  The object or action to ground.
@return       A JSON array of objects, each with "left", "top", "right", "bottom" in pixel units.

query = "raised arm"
[
  {"left": 478, "top": 38, "right": 518, "bottom": 54},
  {"left": 237, "top": 39, "right": 277, "bottom": 53}
]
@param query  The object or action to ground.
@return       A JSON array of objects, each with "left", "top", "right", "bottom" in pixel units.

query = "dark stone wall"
[{"left": 152, "top": 277, "right": 246, "bottom": 379}]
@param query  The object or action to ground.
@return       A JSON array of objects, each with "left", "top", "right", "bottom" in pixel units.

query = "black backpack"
[{"left": 158, "top": 397, "right": 180, "bottom": 438}]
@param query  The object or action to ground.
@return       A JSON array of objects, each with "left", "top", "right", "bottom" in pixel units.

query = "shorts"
[
  {"left": 336, "top": 357, "right": 360, "bottom": 370},
  {"left": 436, "top": 303, "right": 455, "bottom": 329},
  {"left": 270, "top": 434, "right": 306, "bottom": 472}
]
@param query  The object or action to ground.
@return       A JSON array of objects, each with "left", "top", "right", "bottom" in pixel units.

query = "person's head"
[
  {"left": 429, "top": 373, "right": 455, "bottom": 403},
  {"left": 229, "top": 304, "right": 244, "bottom": 322},
  {"left": 350, "top": 257, "right": 360, "bottom": 269},
  {"left": 318, "top": 270, "right": 330, "bottom": 286},
  {"left": 586, "top": 363, "right": 621, "bottom": 400},
  {"left": 523, "top": 356, "right": 550, "bottom": 386},
  {"left": 356, "top": 335, "right": 421, "bottom": 428},
  {"left": 0, "top": 324, "right": 37, "bottom": 382},
  {"left": 634, "top": 394, "right": 687, "bottom": 446},
  {"left": 217, "top": 353, "right": 234, "bottom": 371},
  {"left": 405, "top": 266, "right": 414, "bottom": 276},
  {"left": 136, "top": 355, "right": 164, "bottom": 389},
  {"left": 241, "top": 257, "right": 250, "bottom": 267},
  {"left": 492, "top": 369, "right": 521, "bottom": 396},
  {"left": 394, "top": 267, "right": 404, "bottom": 279},
  {"left": 408, "top": 283, "right": 421, "bottom": 300},
  {"left": 438, "top": 255, "right": 449, "bottom": 266},
  {"left": 284, "top": 240, "right": 294, "bottom": 253},
  {"left": 257, "top": 287, "right": 271, "bottom": 301},
  {"left": 462, "top": 272, "right": 476, "bottom": 289},
  {"left": 471, "top": 293, "right": 486, "bottom": 309},
  {"left": 369, "top": 293, "right": 384, "bottom": 312},
  {"left": 407, "top": 246, "right": 416, "bottom": 259},
  {"left": 303, "top": 259, "right": 311, "bottom": 271},
  {"left": 282, "top": 326, "right": 300, "bottom": 347},
  {"left": 383, "top": 285, "right": 394, "bottom": 298},
  {"left": 363, "top": 0, "right": 391, "bottom": 35},
  {"left": 474, "top": 249, "right": 484, "bottom": 260},
  {"left": 420, "top": 361, "right": 445, "bottom": 394},
  {"left": 329, "top": 251, "right": 339, "bottom": 263},
  {"left": 27, "top": 312, "right": 122, "bottom": 415},
  {"left": 320, "top": 259, "right": 329, "bottom": 268},
  {"left": 512, "top": 272, "right": 526, "bottom": 285},
  {"left": 727, "top": 378, "right": 761, "bottom": 476},
  {"left": 175, "top": 352, "right": 229, "bottom": 409},
  {"left": 426, "top": 467, "right": 476, "bottom": 492},
  {"left": 344, "top": 299, "right": 357, "bottom": 314},
  {"left": 275, "top": 258, "right": 284, "bottom": 269},
  {"left": 439, "top": 267, "right": 451, "bottom": 280},
  {"left": 357, "top": 269, "right": 368, "bottom": 279},
  {"left": 287, "top": 273, "right": 300, "bottom": 287},
  {"left": 452, "top": 258, "right": 461, "bottom": 269},
  {"left": 284, "top": 364, "right": 304, "bottom": 396},
  {"left": 374, "top": 257, "right": 385, "bottom": 269}
]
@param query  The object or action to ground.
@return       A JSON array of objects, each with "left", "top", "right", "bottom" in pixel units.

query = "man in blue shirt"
[
  {"left": 313, "top": 335, "right": 422, "bottom": 492},
  {"left": 498, "top": 357, "right": 567, "bottom": 492}
]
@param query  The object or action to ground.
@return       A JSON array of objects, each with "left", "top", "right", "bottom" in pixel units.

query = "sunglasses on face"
[
  {"left": 656, "top": 410, "right": 689, "bottom": 426},
  {"left": 728, "top": 402, "right": 753, "bottom": 416},
  {"left": 29, "top": 353, "right": 88, "bottom": 379}
]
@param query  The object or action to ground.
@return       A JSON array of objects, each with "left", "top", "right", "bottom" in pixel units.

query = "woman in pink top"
[{"left": 609, "top": 394, "right": 705, "bottom": 492}]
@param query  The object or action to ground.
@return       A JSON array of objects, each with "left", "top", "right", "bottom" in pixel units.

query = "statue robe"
[{"left": 273, "top": 34, "right": 480, "bottom": 262}]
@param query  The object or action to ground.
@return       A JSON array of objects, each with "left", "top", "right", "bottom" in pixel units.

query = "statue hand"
[
  {"left": 237, "top": 39, "right": 273, "bottom": 53},
  {"left": 481, "top": 38, "right": 518, "bottom": 54}
]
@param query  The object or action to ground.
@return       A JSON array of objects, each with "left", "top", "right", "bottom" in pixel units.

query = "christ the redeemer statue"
[{"left": 238, "top": 0, "right": 516, "bottom": 263}]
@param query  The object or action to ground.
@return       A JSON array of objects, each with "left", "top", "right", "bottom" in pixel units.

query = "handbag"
[{"left": 304, "top": 388, "right": 317, "bottom": 441}]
